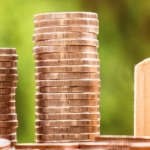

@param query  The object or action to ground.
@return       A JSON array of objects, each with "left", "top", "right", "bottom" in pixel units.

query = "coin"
[
  {"left": 130, "top": 143, "right": 150, "bottom": 150},
  {"left": 33, "top": 32, "right": 97, "bottom": 42},
  {"left": 11, "top": 140, "right": 17, "bottom": 147},
  {"left": 36, "top": 126, "right": 99, "bottom": 134},
  {"left": 0, "top": 128, "right": 16, "bottom": 134},
  {"left": 36, "top": 119, "right": 100, "bottom": 126},
  {"left": 36, "top": 99, "right": 99, "bottom": 107},
  {"left": 34, "top": 12, "right": 98, "bottom": 20},
  {"left": 34, "top": 19, "right": 99, "bottom": 28},
  {"left": 33, "top": 46, "right": 98, "bottom": 54},
  {"left": 0, "top": 55, "right": 18, "bottom": 61},
  {"left": 0, "top": 138, "right": 11, "bottom": 149},
  {"left": 35, "top": 39, "right": 99, "bottom": 47},
  {"left": 0, "top": 62, "right": 17, "bottom": 68},
  {"left": 0, "top": 48, "right": 16, "bottom": 54},
  {"left": 0, "top": 88, "right": 16, "bottom": 95},
  {"left": 0, "top": 121, "right": 18, "bottom": 127},
  {"left": 0, "top": 95, "right": 15, "bottom": 102},
  {"left": 36, "top": 113, "right": 100, "bottom": 120},
  {"left": 0, "top": 75, "right": 18, "bottom": 81},
  {"left": 34, "top": 52, "right": 99, "bottom": 60},
  {"left": 0, "top": 114, "right": 17, "bottom": 121},
  {"left": 37, "top": 86, "right": 100, "bottom": 93},
  {"left": 34, "top": 26, "right": 99, "bottom": 34},
  {"left": 0, "top": 107, "right": 15, "bottom": 114},
  {"left": 35, "top": 59, "right": 100, "bottom": 67},
  {"left": 0, "top": 134, "right": 16, "bottom": 140},
  {"left": 36, "top": 93, "right": 99, "bottom": 100},
  {"left": 0, "top": 68, "right": 17, "bottom": 74},
  {"left": 0, "top": 101, "right": 15, "bottom": 108},
  {"left": 36, "top": 133, "right": 99, "bottom": 141},
  {"left": 0, "top": 82, "right": 17, "bottom": 88},
  {"left": 15, "top": 143, "right": 79, "bottom": 149}
]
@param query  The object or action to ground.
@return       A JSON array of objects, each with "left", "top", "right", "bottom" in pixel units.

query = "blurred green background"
[{"left": 0, "top": 0, "right": 149, "bottom": 143}]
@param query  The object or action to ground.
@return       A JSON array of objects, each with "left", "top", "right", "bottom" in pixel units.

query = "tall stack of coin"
[
  {"left": 33, "top": 12, "right": 100, "bottom": 143},
  {"left": 0, "top": 48, "right": 18, "bottom": 147}
]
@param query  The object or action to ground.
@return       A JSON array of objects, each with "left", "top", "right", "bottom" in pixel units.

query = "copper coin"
[
  {"left": 33, "top": 32, "right": 97, "bottom": 42},
  {"left": 0, "top": 68, "right": 17, "bottom": 74},
  {"left": 0, "top": 82, "right": 17, "bottom": 88},
  {"left": 36, "top": 106, "right": 99, "bottom": 113},
  {"left": 0, "top": 107, "right": 15, "bottom": 114},
  {"left": 34, "top": 26, "right": 99, "bottom": 34},
  {"left": 0, "top": 75, "right": 18, "bottom": 81},
  {"left": 130, "top": 143, "right": 150, "bottom": 150},
  {"left": 0, "top": 48, "right": 16, "bottom": 54},
  {"left": 0, "top": 88, "right": 16, "bottom": 95},
  {"left": 36, "top": 126, "right": 99, "bottom": 134},
  {"left": 35, "top": 59, "right": 100, "bottom": 66},
  {"left": 15, "top": 143, "right": 79, "bottom": 149},
  {"left": 34, "top": 12, "right": 98, "bottom": 20},
  {"left": 35, "top": 39, "right": 99, "bottom": 47},
  {"left": 34, "top": 52, "right": 99, "bottom": 60},
  {"left": 11, "top": 140, "right": 17, "bottom": 147},
  {"left": 0, "top": 121, "right": 18, "bottom": 127},
  {"left": 0, "top": 55, "right": 18, "bottom": 61},
  {"left": 36, "top": 99, "right": 99, "bottom": 107},
  {"left": 0, "top": 128, "right": 16, "bottom": 134},
  {"left": 34, "top": 19, "right": 99, "bottom": 28},
  {"left": 37, "top": 86, "right": 100, "bottom": 93},
  {"left": 36, "top": 119, "right": 100, "bottom": 127},
  {"left": 36, "top": 79, "right": 100, "bottom": 87},
  {"left": 33, "top": 46, "right": 98, "bottom": 54},
  {"left": 0, "top": 62, "right": 17, "bottom": 68},
  {"left": 0, "top": 101, "right": 15, "bottom": 108},
  {"left": 0, "top": 138, "right": 10, "bottom": 150},
  {"left": 0, "top": 114, "right": 17, "bottom": 121},
  {"left": 0, "top": 95, "right": 15, "bottom": 102},
  {"left": 35, "top": 72, "right": 99, "bottom": 80},
  {"left": 36, "top": 93, "right": 99, "bottom": 100},
  {"left": 0, "top": 134, "right": 16, "bottom": 140},
  {"left": 36, "top": 113, "right": 100, "bottom": 120}
]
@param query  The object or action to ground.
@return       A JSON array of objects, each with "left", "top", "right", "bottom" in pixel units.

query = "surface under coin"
[
  {"left": 0, "top": 94, "right": 15, "bottom": 102},
  {"left": 33, "top": 32, "right": 97, "bottom": 42},
  {"left": 36, "top": 133, "right": 99, "bottom": 141},
  {"left": 34, "top": 19, "right": 99, "bottom": 28},
  {"left": 0, "top": 75, "right": 18, "bottom": 81},
  {"left": 36, "top": 93, "right": 99, "bottom": 100},
  {"left": 0, "top": 68, "right": 17, "bottom": 74},
  {"left": 0, "top": 48, "right": 16, "bottom": 54},
  {"left": 0, "top": 101, "right": 15, "bottom": 108},
  {"left": 0, "top": 107, "right": 15, "bottom": 114},
  {"left": 34, "top": 26, "right": 99, "bottom": 34},
  {"left": 0, "top": 114, "right": 17, "bottom": 121},
  {"left": 0, "top": 121, "right": 18, "bottom": 127},
  {"left": 34, "top": 12, "right": 98, "bottom": 20},
  {"left": 0, "top": 138, "right": 10, "bottom": 150},
  {"left": 0, "top": 128, "right": 16, "bottom": 134},
  {"left": 0, "top": 82, "right": 17, "bottom": 88},
  {"left": 0, "top": 62, "right": 17, "bottom": 68},
  {"left": 35, "top": 59, "right": 100, "bottom": 66},
  {"left": 37, "top": 86, "right": 100, "bottom": 93},
  {"left": 36, "top": 126, "right": 100, "bottom": 134},
  {"left": 33, "top": 46, "right": 98, "bottom": 54},
  {"left": 35, "top": 39, "right": 99, "bottom": 47},
  {"left": 36, "top": 99, "right": 99, "bottom": 107},
  {"left": 0, "top": 88, "right": 16, "bottom": 95},
  {"left": 36, "top": 119, "right": 100, "bottom": 127},
  {"left": 34, "top": 52, "right": 99, "bottom": 60},
  {"left": 0, "top": 55, "right": 18, "bottom": 61},
  {"left": 0, "top": 134, "right": 16, "bottom": 140}
]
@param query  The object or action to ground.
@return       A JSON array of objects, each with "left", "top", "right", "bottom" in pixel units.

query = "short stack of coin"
[
  {"left": 33, "top": 12, "right": 100, "bottom": 143},
  {"left": 0, "top": 48, "right": 18, "bottom": 147}
]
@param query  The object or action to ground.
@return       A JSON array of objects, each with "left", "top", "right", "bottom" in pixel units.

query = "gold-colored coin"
[
  {"left": 0, "top": 82, "right": 17, "bottom": 88},
  {"left": 33, "top": 32, "right": 97, "bottom": 42},
  {"left": 0, "top": 88, "right": 16, "bottom": 95},
  {"left": 0, "top": 75, "right": 18, "bottom": 81},
  {"left": 35, "top": 39, "right": 99, "bottom": 47},
  {"left": 34, "top": 19, "right": 99, "bottom": 28},
  {"left": 0, "top": 68, "right": 17, "bottom": 74},
  {"left": 0, "top": 55, "right": 18, "bottom": 61},
  {"left": 36, "top": 119, "right": 100, "bottom": 127},
  {"left": 0, "top": 48, "right": 16, "bottom": 54},
  {"left": 35, "top": 59, "right": 99, "bottom": 67},
  {"left": 34, "top": 26, "right": 99, "bottom": 34},
  {"left": 0, "top": 121, "right": 18, "bottom": 127},
  {"left": 0, "top": 138, "right": 11, "bottom": 150},
  {"left": 33, "top": 46, "right": 98, "bottom": 54},
  {"left": 37, "top": 86, "right": 100, "bottom": 93},
  {"left": 0, "top": 101, "right": 15, "bottom": 108},
  {"left": 36, "top": 99, "right": 99, "bottom": 107},
  {"left": 0, "top": 95, "right": 15, "bottom": 102},
  {"left": 34, "top": 52, "right": 99, "bottom": 60},
  {"left": 35, "top": 72, "right": 99, "bottom": 80},
  {"left": 36, "top": 133, "right": 99, "bottom": 141},
  {"left": 34, "top": 12, "right": 98, "bottom": 20},
  {"left": 0, "top": 134, "right": 16, "bottom": 140},
  {"left": 36, "top": 113, "right": 100, "bottom": 120},
  {"left": 0, "top": 114, "right": 17, "bottom": 121},
  {"left": 36, "top": 79, "right": 100, "bottom": 87},
  {"left": 0, "top": 128, "right": 16, "bottom": 134},
  {"left": 36, "top": 93, "right": 99, "bottom": 100},
  {"left": 0, "top": 107, "right": 15, "bottom": 114},
  {"left": 0, "top": 62, "right": 17, "bottom": 68},
  {"left": 36, "top": 126, "right": 99, "bottom": 134}
]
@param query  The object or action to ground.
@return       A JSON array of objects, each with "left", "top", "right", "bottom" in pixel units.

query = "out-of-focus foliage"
[{"left": 0, "top": 0, "right": 149, "bottom": 143}]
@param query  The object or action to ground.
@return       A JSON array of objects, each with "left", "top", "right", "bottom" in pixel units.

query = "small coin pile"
[
  {"left": 0, "top": 48, "right": 18, "bottom": 147},
  {"left": 33, "top": 12, "right": 100, "bottom": 143}
]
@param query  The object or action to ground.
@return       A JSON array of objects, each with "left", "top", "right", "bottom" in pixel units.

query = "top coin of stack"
[{"left": 33, "top": 12, "right": 100, "bottom": 143}]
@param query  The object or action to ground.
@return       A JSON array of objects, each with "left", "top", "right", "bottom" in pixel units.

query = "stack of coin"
[
  {"left": 0, "top": 48, "right": 18, "bottom": 147},
  {"left": 33, "top": 12, "right": 100, "bottom": 143}
]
